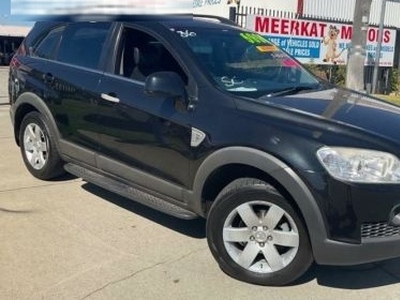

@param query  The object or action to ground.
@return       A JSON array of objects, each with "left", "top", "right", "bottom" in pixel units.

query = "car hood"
[{"left": 264, "top": 87, "right": 400, "bottom": 144}]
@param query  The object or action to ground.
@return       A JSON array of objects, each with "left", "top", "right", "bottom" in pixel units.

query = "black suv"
[{"left": 9, "top": 15, "right": 400, "bottom": 286}]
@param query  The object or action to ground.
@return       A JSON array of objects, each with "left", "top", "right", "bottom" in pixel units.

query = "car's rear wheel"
[
  {"left": 19, "top": 111, "right": 64, "bottom": 180},
  {"left": 206, "top": 178, "right": 313, "bottom": 286}
]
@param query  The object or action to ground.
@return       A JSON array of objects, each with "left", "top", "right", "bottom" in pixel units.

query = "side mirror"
[{"left": 144, "top": 71, "right": 185, "bottom": 99}]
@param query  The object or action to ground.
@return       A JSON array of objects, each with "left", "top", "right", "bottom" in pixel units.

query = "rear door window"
[
  {"left": 32, "top": 26, "right": 65, "bottom": 60},
  {"left": 56, "top": 22, "right": 111, "bottom": 70}
]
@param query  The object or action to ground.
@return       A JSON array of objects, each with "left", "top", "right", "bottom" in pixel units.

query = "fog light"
[
  {"left": 389, "top": 206, "right": 400, "bottom": 226},
  {"left": 391, "top": 213, "right": 400, "bottom": 226}
]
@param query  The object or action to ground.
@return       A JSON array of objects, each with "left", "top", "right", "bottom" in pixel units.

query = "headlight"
[{"left": 316, "top": 147, "right": 400, "bottom": 183}]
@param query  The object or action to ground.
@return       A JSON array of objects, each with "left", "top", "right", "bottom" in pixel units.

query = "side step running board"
[{"left": 64, "top": 163, "right": 198, "bottom": 220}]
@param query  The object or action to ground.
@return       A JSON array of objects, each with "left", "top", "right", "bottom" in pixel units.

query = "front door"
[{"left": 96, "top": 26, "right": 194, "bottom": 194}]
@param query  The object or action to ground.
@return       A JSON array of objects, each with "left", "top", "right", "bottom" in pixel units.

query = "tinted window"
[
  {"left": 57, "top": 22, "right": 111, "bottom": 70},
  {"left": 116, "top": 27, "right": 187, "bottom": 83},
  {"left": 32, "top": 26, "right": 64, "bottom": 59}
]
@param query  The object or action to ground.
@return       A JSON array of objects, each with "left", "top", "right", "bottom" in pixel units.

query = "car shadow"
[
  {"left": 81, "top": 182, "right": 400, "bottom": 289},
  {"left": 313, "top": 259, "right": 400, "bottom": 289},
  {"left": 81, "top": 182, "right": 206, "bottom": 239},
  {"left": 289, "top": 259, "right": 400, "bottom": 288},
  {"left": 48, "top": 172, "right": 77, "bottom": 182}
]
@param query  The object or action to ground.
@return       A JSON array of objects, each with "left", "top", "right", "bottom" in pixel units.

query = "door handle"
[{"left": 101, "top": 93, "right": 120, "bottom": 103}]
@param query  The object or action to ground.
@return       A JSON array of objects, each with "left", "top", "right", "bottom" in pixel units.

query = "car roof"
[
  {"left": 32, "top": 14, "right": 238, "bottom": 29},
  {"left": 162, "top": 16, "right": 239, "bottom": 29},
  {"left": 26, "top": 14, "right": 240, "bottom": 45}
]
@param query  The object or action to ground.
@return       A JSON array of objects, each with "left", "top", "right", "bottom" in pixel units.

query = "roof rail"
[{"left": 193, "top": 14, "right": 238, "bottom": 26}]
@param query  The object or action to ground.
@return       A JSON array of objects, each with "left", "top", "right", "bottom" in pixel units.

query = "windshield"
[{"left": 173, "top": 27, "right": 321, "bottom": 98}]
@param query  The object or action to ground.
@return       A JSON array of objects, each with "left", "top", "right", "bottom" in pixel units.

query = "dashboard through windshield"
[{"left": 172, "top": 26, "right": 321, "bottom": 98}]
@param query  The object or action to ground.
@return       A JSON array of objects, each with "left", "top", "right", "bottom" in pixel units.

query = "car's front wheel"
[
  {"left": 19, "top": 111, "right": 64, "bottom": 180},
  {"left": 206, "top": 178, "right": 313, "bottom": 286}
]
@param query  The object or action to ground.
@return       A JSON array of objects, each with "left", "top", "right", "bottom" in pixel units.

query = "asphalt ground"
[{"left": 2, "top": 66, "right": 400, "bottom": 299}]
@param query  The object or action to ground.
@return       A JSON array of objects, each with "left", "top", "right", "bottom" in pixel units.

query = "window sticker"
[
  {"left": 282, "top": 58, "right": 300, "bottom": 67},
  {"left": 221, "top": 76, "right": 243, "bottom": 87},
  {"left": 271, "top": 52, "right": 287, "bottom": 59},
  {"left": 240, "top": 32, "right": 269, "bottom": 44},
  {"left": 228, "top": 87, "right": 258, "bottom": 92},
  {"left": 255, "top": 45, "right": 278, "bottom": 53},
  {"left": 176, "top": 29, "right": 197, "bottom": 38}
]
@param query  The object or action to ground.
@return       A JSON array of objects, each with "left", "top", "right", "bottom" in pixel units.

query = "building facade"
[{"left": 0, "top": 26, "right": 31, "bottom": 65}]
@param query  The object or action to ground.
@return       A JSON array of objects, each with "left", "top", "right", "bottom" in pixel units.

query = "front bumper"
[
  {"left": 302, "top": 171, "right": 400, "bottom": 265},
  {"left": 310, "top": 186, "right": 400, "bottom": 265},
  {"left": 314, "top": 235, "right": 400, "bottom": 265},
  {"left": 303, "top": 169, "right": 400, "bottom": 243}
]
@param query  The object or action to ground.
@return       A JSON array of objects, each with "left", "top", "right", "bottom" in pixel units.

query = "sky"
[
  {"left": 0, "top": 0, "right": 194, "bottom": 26},
  {"left": 0, "top": 0, "right": 32, "bottom": 26}
]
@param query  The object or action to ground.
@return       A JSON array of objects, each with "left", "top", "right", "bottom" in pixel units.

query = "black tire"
[
  {"left": 206, "top": 178, "right": 313, "bottom": 286},
  {"left": 19, "top": 111, "right": 65, "bottom": 180}
]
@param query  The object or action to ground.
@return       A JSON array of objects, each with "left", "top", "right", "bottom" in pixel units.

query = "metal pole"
[
  {"left": 372, "top": 0, "right": 387, "bottom": 94},
  {"left": 228, "top": 6, "right": 236, "bottom": 23},
  {"left": 346, "top": 0, "right": 372, "bottom": 91},
  {"left": 398, "top": 47, "right": 400, "bottom": 96}
]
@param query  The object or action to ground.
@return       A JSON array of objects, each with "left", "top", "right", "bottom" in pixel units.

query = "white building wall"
[
  {"left": 193, "top": 2, "right": 234, "bottom": 18},
  {"left": 304, "top": 0, "right": 400, "bottom": 27},
  {"left": 303, "top": 0, "right": 355, "bottom": 22},
  {"left": 0, "top": 26, "right": 31, "bottom": 37},
  {"left": 193, "top": 0, "right": 298, "bottom": 18},
  {"left": 239, "top": 0, "right": 298, "bottom": 12},
  {"left": 193, "top": 0, "right": 400, "bottom": 28},
  {"left": 370, "top": 0, "right": 400, "bottom": 27}
]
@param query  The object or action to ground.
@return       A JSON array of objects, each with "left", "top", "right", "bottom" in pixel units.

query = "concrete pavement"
[
  {"left": 0, "top": 67, "right": 9, "bottom": 105},
  {"left": 2, "top": 67, "right": 400, "bottom": 299}
]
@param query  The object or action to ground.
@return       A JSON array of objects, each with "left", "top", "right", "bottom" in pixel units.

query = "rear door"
[
  {"left": 10, "top": 24, "right": 65, "bottom": 105},
  {"left": 44, "top": 22, "right": 111, "bottom": 164}
]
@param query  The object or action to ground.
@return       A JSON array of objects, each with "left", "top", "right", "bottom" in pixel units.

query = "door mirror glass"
[{"left": 145, "top": 71, "right": 186, "bottom": 99}]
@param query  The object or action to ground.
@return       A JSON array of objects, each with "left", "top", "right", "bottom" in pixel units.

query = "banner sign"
[
  {"left": 246, "top": 14, "right": 397, "bottom": 66},
  {"left": 193, "top": 0, "right": 223, "bottom": 8}
]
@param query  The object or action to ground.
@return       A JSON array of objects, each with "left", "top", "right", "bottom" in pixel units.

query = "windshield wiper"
[{"left": 262, "top": 85, "right": 321, "bottom": 98}]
